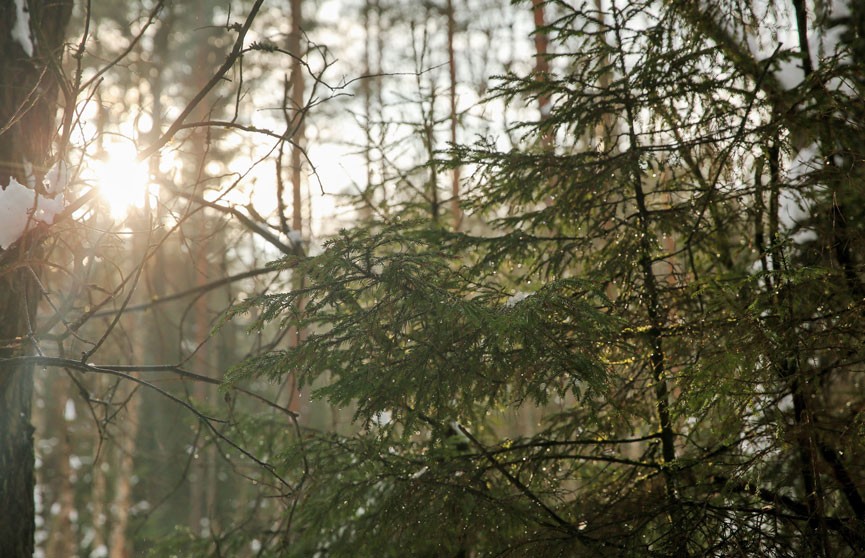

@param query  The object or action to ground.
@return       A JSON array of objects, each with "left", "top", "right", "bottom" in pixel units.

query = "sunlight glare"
[{"left": 90, "top": 142, "right": 155, "bottom": 220}]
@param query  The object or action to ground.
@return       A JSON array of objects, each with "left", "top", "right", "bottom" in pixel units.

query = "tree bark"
[
  {"left": 446, "top": 0, "right": 461, "bottom": 229},
  {"left": 1, "top": 1, "right": 71, "bottom": 556},
  {"left": 286, "top": 0, "right": 307, "bottom": 416},
  {"left": 531, "top": 0, "right": 551, "bottom": 149},
  {"left": 108, "top": 379, "right": 141, "bottom": 558},
  {"left": 38, "top": 377, "right": 77, "bottom": 557},
  {"left": 0, "top": 268, "right": 38, "bottom": 557}
]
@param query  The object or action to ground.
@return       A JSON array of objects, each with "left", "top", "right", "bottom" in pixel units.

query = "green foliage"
[
  {"left": 221, "top": 1, "right": 865, "bottom": 556},
  {"left": 226, "top": 224, "right": 617, "bottom": 426}
]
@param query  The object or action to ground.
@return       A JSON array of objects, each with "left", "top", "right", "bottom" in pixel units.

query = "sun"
[{"left": 88, "top": 141, "right": 155, "bottom": 220}]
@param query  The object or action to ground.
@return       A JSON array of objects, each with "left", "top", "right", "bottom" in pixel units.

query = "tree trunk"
[
  {"left": 108, "top": 378, "right": 141, "bottom": 558},
  {"left": 286, "top": 0, "right": 307, "bottom": 416},
  {"left": 446, "top": 0, "right": 461, "bottom": 229},
  {"left": 0, "top": 268, "right": 38, "bottom": 557},
  {"left": 531, "top": 0, "right": 551, "bottom": 146},
  {"left": 90, "top": 383, "right": 109, "bottom": 555},
  {"left": 1, "top": 1, "right": 72, "bottom": 555},
  {"left": 38, "top": 376, "right": 77, "bottom": 557}
]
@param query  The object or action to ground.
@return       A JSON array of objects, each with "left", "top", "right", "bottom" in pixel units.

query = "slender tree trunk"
[
  {"left": 91, "top": 415, "right": 109, "bottom": 555},
  {"left": 38, "top": 377, "right": 77, "bottom": 556},
  {"left": 361, "top": 0, "right": 376, "bottom": 217},
  {"left": 531, "top": 0, "right": 551, "bottom": 149},
  {"left": 610, "top": 11, "right": 685, "bottom": 556},
  {"left": 446, "top": 0, "right": 461, "bottom": 229},
  {"left": 0, "top": 1, "right": 72, "bottom": 555},
  {"left": 289, "top": 0, "right": 305, "bottom": 238},
  {"left": 531, "top": 0, "right": 549, "bottom": 103},
  {"left": 0, "top": 271, "right": 38, "bottom": 556},
  {"left": 185, "top": 0, "right": 219, "bottom": 533},
  {"left": 286, "top": 0, "right": 307, "bottom": 416},
  {"left": 189, "top": 216, "right": 210, "bottom": 532},
  {"left": 108, "top": 213, "right": 151, "bottom": 558},
  {"left": 764, "top": 132, "right": 831, "bottom": 557},
  {"left": 108, "top": 379, "right": 140, "bottom": 558}
]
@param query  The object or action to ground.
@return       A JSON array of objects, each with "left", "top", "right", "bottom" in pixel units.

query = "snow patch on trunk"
[
  {"left": 0, "top": 176, "right": 65, "bottom": 249},
  {"left": 11, "top": 0, "right": 35, "bottom": 57}
]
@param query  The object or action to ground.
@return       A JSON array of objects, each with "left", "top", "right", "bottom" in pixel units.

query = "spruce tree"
[{"left": 225, "top": 1, "right": 865, "bottom": 556}]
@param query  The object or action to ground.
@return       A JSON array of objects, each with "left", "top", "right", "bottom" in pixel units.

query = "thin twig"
[{"left": 138, "top": 0, "right": 266, "bottom": 161}]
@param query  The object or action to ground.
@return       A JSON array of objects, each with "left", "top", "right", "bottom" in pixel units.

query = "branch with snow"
[
  {"left": 504, "top": 291, "right": 532, "bottom": 308},
  {"left": 0, "top": 164, "right": 67, "bottom": 249}
]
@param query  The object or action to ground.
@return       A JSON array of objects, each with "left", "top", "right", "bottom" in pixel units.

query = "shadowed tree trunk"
[
  {"left": 0, "top": 1, "right": 72, "bottom": 556},
  {"left": 0, "top": 271, "right": 39, "bottom": 558}
]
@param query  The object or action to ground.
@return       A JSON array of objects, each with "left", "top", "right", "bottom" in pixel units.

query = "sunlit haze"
[{"left": 89, "top": 141, "right": 156, "bottom": 220}]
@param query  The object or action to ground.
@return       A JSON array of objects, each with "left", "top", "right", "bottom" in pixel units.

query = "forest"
[{"left": 1, "top": 0, "right": 864, "bottom": 556}]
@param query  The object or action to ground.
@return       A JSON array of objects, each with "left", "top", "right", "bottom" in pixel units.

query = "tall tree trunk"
[
  {"left": 610, "top": 11, "right": 685, "bottom": 555},
  {"left": 108, "top": 378, "right": 141, "bottom": 558},
  {"left": 446, "top": 0, "right": 461, "bottom": 229},
  {"left": 108, "top": 207, "right": 151, "bottom": 558},
  {"left": 289, "top": 0, "right": 305, "bottom": 239},
  {"left": 286, "top": 0, "right": 307, "bottom": 416},
  {"left": 38, "top": 377, "right": 77, "bottom": 556},
  {"left": 185, "top": 0, "right": 219, "bottom": 533},
  {"left": 189, "top": 214, "right": 211, "bottom": 532},
  {"left": 531, "top": 0, "right": 551, "bottom": 149},
  {"left": 359, "top": 0, "right": 377, "bottom": 219},
  {"left": 0, "top": 1, "right": 72, "bottom": 556},
  {"left": 90, "top": 390, "right": 109, "bottom": 555},
  {"left": 0, "top": 270, "right": 39, "bottom": 557}
]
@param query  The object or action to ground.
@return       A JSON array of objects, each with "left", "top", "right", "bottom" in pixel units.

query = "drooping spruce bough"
[{"left": 222, "top": 1, "right": 865, "bottom": 556}]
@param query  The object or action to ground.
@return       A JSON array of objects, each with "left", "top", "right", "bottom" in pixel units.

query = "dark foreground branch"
[{"left": 0, "top": 356, "right": 296, "bottom": 490}]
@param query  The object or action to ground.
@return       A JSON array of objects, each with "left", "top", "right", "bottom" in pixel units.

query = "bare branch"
[{"left": 138, "top": 0, "right": 266, "bottom": 161}]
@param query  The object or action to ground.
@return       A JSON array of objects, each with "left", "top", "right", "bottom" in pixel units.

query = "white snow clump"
[
  {"left": 504, "top": 291, "right": 532, "bottom": 308},
  {"left": 0, "top": 170, "right": 66, "bottom": 249},
  {"left": 11, "top": 0, "right": 34, "bottom": 57}
]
